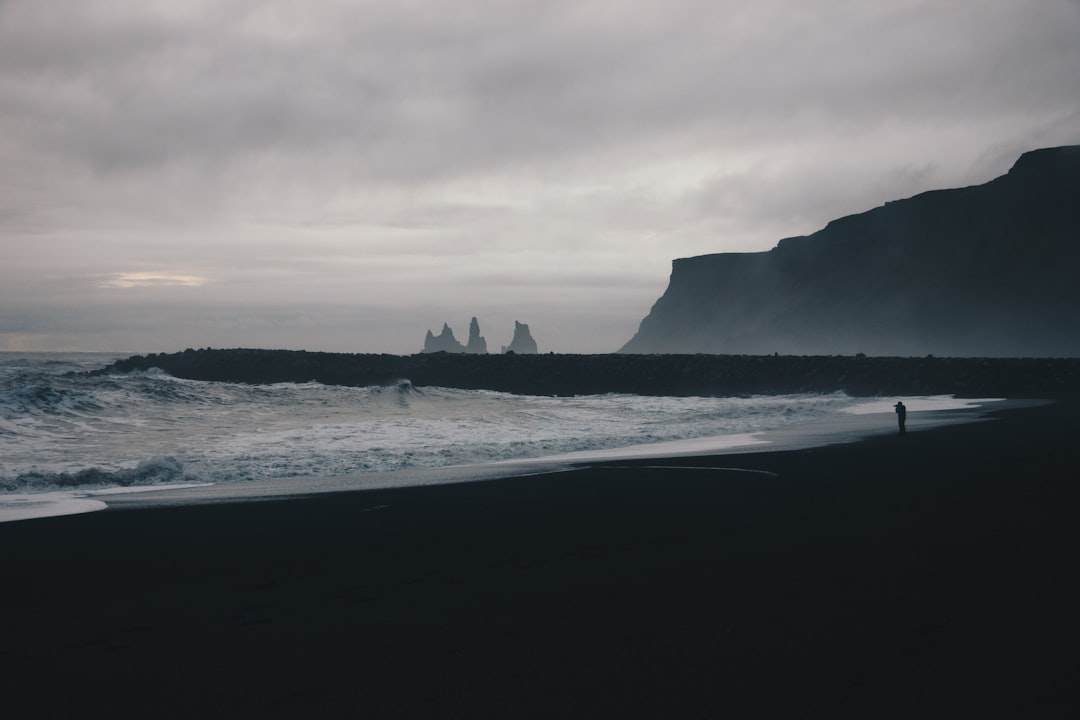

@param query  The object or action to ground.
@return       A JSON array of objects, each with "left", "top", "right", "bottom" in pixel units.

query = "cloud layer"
[{"left": 3, "top": 0, "right": 1079, "bottom": 352}]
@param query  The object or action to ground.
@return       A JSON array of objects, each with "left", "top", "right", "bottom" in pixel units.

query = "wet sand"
[{"left": 2, "top": 399, "right": 1077, "bottom": 718}]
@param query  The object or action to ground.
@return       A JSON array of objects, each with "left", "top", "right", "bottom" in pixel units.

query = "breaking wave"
[
  {"left": 2, "top": 456, "right": 196, "bottom": 493},
  {"left": 2, "top": 352, "right": 870, "bottom": 495}
]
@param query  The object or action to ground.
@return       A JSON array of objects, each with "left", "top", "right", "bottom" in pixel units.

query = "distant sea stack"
[
  {"left": 423, "top": 323, "right": 468, "bottom": 353},
  {"left": 422, "top": 318, "right": 489, "bottom": 354},
  {"left": 465, "top": 317, "right": 488, "bottom": 354},
  {"left": 502, "top": 321, "right": 539, "bottom": 354},
  {"left": 620, "top": 145, "right": 1080, "bottom": 357},
  {"left": 422, "top": 318, "right": 536, "bottom": 354}
]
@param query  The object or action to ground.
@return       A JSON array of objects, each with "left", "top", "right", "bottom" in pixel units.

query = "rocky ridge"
[{"left": 95, "top": 348, "right": 1080, "bottom": 399}]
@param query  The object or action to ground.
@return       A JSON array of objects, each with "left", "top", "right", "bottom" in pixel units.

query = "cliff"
[{"left": 620, "top": 145, "right": 1080, "bottom": 357}]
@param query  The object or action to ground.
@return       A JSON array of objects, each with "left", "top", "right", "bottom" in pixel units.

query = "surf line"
[{"left": 606, "top": 465, "right": 779, "bottom": 478}]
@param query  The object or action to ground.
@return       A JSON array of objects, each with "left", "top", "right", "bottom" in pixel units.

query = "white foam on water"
[
  {"left": 0, "top": 353, "right": 1028, "bottom": 522},
  {"left": 0, "top": 493, "right": 107, "bottom": 523},
  {"left": 1, "top": 355, "right": 863, "bottom": 492},
  {"left": 0, "top": 483, "right": 215, "bottom": 523}
]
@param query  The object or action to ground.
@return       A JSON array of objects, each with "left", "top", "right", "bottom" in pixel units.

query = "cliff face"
[{"left": 620, "top": 145, "right": 1080, "bottom": 357}]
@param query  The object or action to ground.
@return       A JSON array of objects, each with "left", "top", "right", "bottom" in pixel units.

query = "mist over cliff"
[{"left": 621, "top": 146, "right": 1080, "bottom": 357}]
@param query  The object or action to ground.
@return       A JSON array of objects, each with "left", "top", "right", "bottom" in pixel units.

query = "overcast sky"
[{"left": 3, "top": 0, "right": 1079, "bottom": 354}]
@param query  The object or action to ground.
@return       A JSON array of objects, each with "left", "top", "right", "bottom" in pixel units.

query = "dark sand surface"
[{"left": 2, "top": 400, "right": 1078, "bottom": 718}]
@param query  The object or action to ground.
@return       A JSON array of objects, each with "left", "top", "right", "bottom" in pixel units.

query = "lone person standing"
[{"left": 894, "top": 401, "right": 907, "bottom": 434}]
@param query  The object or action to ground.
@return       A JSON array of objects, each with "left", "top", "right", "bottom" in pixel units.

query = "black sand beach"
[{"left": 2, "top": 399, "right": 1078, "bottom": 718}]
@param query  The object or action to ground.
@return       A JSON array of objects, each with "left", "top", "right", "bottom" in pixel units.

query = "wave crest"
[{"left": 2, "top": 456, "right": 196, "bottom": 493}]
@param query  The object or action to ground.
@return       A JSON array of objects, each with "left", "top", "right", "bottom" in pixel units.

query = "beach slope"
[{"left": 2, "top": 400, "right": 1077, "bottom": 718}]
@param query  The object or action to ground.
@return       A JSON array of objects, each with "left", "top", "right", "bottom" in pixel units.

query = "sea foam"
[{"left": 2, "top": 353, "right": 992, "bottom": 510}]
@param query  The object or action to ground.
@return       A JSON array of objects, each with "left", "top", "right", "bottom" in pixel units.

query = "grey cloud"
[
  {"left": 2, "top": 0, "right": 1079, "bottom": 353},
  {"left": 6, "top": 1, "right": 1079, "bottom": 190}
]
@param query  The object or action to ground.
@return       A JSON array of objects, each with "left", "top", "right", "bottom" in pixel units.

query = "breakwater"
[{"left": 95, "top": 349, "right": 1080, "bottom": 398}]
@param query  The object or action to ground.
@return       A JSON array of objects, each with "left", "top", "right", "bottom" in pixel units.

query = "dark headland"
[{"left": 622, "top": 145, "right": 1080, "bottom": 356}]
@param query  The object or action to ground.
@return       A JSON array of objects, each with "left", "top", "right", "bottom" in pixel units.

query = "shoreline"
[
  {"left": 3, "top": 397, "right": 1077, "bottom": 717},
  {"left": 1, "top": 395, "right": 1026, "bottom": 522}
]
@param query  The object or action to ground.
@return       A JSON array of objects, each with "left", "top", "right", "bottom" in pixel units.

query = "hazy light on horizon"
[{"left": 98, "top": 272, "right": 212, "bottom": 289}]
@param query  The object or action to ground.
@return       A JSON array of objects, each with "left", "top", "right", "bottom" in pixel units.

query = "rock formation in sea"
[
  {"left": 502, "top": 321, "right": 539, "bottom": 354},
  {"left": 423, "top": 318, "right": 489, "bottom": 354},
  {"left": 423, "top": 323, "right": 466, "bottom": 353},
  {"left": 465, "top": 317, "right": 488, "bottom": 354},
  {"left": 620, "top": 145, "right": 1080, "bottom": 357}
]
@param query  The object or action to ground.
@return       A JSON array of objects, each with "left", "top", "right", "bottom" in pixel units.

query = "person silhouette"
[{"left": 894, "top": 401, "right": 907, "bottom": 434}]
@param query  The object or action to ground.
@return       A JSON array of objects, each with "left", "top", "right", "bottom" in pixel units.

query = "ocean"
[{"left": 0, "top": 351, "right": 993, "bottom": 521}]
